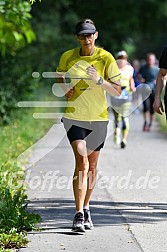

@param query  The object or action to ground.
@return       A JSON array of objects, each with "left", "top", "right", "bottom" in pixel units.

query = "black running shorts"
[
  {"left": 143, "top": 91, "right": 155, "bottom": 114},
  {"left": 62, "top": 118, "right": 108, "bottom": 151}
]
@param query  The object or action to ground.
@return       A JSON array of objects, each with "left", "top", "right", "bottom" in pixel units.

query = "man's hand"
[
  {"left": 86, "top": 65, "right": 99, "bottom": 83},
  {"left": 153, "top": 97, "right": 164, "bottom": 115},
  {"left": 86, "top": 65, "right": 121, "bottom": 96}
]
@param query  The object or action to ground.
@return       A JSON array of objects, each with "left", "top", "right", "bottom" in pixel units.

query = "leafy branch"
[
  {"left": 28, "top": 0, "right": 41, "bottom": 3},
  {"left": 0, "top": 0, "right": 37, "bottom": 55}
]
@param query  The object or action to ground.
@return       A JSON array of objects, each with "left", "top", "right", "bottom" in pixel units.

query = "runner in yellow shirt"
[
  {"left": 56, "top": 18, "right": 121, "bottom": 232},
  {"left": 110, "top": 50, "right": 136, "bottom": 148}
]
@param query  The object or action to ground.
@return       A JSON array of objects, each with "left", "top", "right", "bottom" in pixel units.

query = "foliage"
[
  {"left": 0, "top": 174, "right": 41, "bottom": 249},
  {"left": 28, "top": 0, "right": 41, "bottom": 4},
  {"left": 30, "top": 0, "right": 79, "bottom": 72},
  {"left": 0, "top": 0, "right": 38, "bottom": 125},
  {"left": 0, "top": 228, "right": 28, "bottom": 250},
  {"left": 0, "top": 107, "right": 53, "bottom": 250},
  {"left": 72, "top": 0, "right": 167, "bottom": 59},
  {"left": 0, "top": 53, "right": 39, "bottom": 125},
  {"left": 0, "top": 0, "right": 36, "bottom": 55},
  {"left": 1, "top": 0, "right": 167, "bottom": 59},
  {"left": 0, "top": 188, "right": 41, "bottom": 233}
]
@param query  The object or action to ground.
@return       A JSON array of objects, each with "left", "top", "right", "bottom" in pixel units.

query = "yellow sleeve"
[
  {"left": 56, "top": 51, "right": 69, "bottom": 72},
  {"left": 105, "top": 53, "right": 121, "bottom": 82}
]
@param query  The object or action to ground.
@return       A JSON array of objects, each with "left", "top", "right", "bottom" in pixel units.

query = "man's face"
[{"left": 147, "top": 55, "right": 156, "bottom": 67}]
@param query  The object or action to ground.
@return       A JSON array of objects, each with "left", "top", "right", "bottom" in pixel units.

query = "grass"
[
  {"left": 157, "top": 113, "right": 167, "bottom": 133},
  {"left": 0, "top": 107, "right": 54, "bottom": 251},
  {"left": 0, "top": 107, "right": 54, "bottom": 162}
]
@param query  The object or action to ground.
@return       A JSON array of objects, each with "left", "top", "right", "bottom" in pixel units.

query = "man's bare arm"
[{"left": 153, "top": 68, "right": 167, "bottom": 114}]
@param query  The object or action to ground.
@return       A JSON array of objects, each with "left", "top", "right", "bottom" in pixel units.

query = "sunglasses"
[{"left": 77, "top": 34, "right": 95, "bottom": 40}]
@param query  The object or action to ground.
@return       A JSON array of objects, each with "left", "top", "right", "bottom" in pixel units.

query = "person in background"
[
  {"left": 132, "top": 59, "right": 140, "bottom": 88},
  {"left": 56, "top": 18, "right": 121, "bottom": 232},
  {"left": 138, "top": 53, "right": 159, "bottom": 131},
  {"left": 153, "top": 46, "right": 167, "bottom": 120},
  {"left": 111, "top": 50, "right": 135, "bottom": 148},
  {"left": 132, "top": 59, "right": 141, "bottom": 113}
]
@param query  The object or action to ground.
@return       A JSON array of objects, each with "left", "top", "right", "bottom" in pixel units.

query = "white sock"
[
  {"left": 83, "top": 206, "right": 90, "bottom": 210},
  {"left": 76, "top": 210, "right": 84, "bottom": 215}
]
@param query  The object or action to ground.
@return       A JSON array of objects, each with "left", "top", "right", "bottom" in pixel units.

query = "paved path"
[{"left": 19, "top": 111, "right": 167, "bottom": 252}]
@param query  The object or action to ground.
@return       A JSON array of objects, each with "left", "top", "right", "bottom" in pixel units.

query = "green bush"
[
  {"left": 0, "top": 188, "right": 41, "bottom": 233},
  {"left": 0, "top": 107, "right": 53, "bottom": 250}
]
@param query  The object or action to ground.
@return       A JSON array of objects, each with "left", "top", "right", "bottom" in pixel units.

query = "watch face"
[{"left": 98, "top": 77, "right": 103, "bottom": 85}]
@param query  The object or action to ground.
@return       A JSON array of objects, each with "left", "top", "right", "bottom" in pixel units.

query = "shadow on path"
[{"left": 28, "top": 198, "right": 167, "bottom": 235}]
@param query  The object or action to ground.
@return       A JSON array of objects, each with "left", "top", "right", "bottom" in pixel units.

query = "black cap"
[{"left": 76, "top": 23, "right": 96, "bottom": 35}]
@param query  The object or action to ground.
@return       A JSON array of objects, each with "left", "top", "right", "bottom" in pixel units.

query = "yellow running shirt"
[
  {"left": 119, "top": 64, "right": 134, "bottom": 92},
  {"left": 56, "top": 47, "right": 120, "bottom": 121}
]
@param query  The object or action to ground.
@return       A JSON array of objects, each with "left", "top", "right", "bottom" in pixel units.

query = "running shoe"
[
  {"left": 84, "top": 209, "right": 94, "bottom": 230},
  {"left": 72, "top": 212, "right": 85, "bottom": 232},
  {"left": 143, "top": 122, "right": 150, "bottom": 131},
  {"left": 121, "top": 140, "right": 126, "bottom": 149},
  {"left": 143, "top": 121, "right": 147, "bottom": 131}
]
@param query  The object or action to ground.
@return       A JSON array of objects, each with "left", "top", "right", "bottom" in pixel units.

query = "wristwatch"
[{"left": 97, "top": 77, "right": 103, "bottom": 85}]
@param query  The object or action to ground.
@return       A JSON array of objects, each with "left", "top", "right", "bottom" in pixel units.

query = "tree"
[
  {"left": 0, "top": 0, "right": 38, "bottom": 124},
  {"left": 72, "top": 0, "right": 167, "bottom": 59},
  {"left": 0, "top": 0, "right": 36, "bottom": 55}
]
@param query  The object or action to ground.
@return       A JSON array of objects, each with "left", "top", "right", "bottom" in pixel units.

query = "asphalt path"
[{"left": 19, "top": 111, "right": 167, "bottom": 252}]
